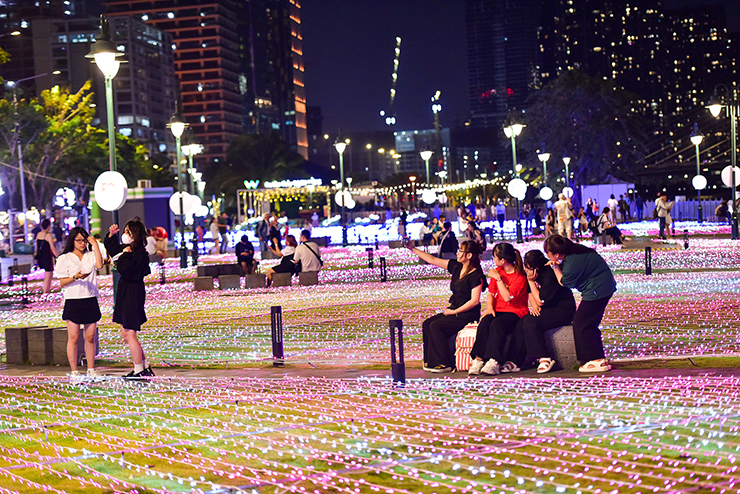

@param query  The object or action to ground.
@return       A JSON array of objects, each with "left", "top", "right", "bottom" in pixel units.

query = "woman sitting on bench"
[
  {"left": 517, "top": 249, "right": 576, "bottom": 373},
  {"left": 407, "top": 239, "right": 486, "bottom": 373},
  {"left": 596, "top": 207, "right": 624, "bottom": 244},
  {"left": 265, "top": 234, "right": 298, "bottom": 287}
]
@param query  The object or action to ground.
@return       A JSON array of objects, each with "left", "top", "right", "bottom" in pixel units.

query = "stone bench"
[
  {"left": 52, "top": 327, "right": 100, "bottom": 367},
  {"left": 299, "top": 271, "right": 319, "bottom": 286},
  {"left": 217, "top": 274, "right": 241, "bottom": 290},
  {"left": 388, "top": 240, "right": 403, "bottom": 249},
  {"left": 272, "top": 272, "right": 292, "bottom": 287},
  {"left": 543, "top": 325, "right": 578, "bottom": 370},
  {"left": 194, "top": 276, "right": 214, "bottom": 291},
  {"left": 245, "top": 273, "right": 266, "bottom": 288},
  {"left": 5, "top": 326, "right": 46, "bottom": 364}
]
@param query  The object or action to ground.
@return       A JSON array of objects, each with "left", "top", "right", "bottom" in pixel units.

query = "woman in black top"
[
  {"left": 104, "top": 220, "right": 153, "bottom": 379},
  {"left": 517, "top": 249, "right": 576, "bottom": 373},
  {"left": 407, "top": 239, "right": 486, "bottom": 373}
]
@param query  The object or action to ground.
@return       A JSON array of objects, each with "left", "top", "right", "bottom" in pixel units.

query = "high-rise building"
[
  {"left": 105, "top": 0, "right": 308, "bottom": 170},
  {"left": 465, "top": 0, "right": 540, "bottom": 129}
]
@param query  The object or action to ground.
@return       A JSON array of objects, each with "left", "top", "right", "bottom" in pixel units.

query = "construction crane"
[{"left": 379, "top": 37, "right": 401, "bottom": 126}]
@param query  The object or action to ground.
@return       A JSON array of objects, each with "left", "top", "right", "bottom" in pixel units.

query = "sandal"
[
  {"left": 578, "top": 358, "right": 611, "bottom": 373},
  {"left": 536, "top": 358, "right": 556, "bottom": 374},
  {"left": 500, "top": 361, "right": 520, "bottom": 373}
]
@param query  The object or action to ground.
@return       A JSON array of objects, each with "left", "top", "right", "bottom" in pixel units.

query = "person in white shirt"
[
  {"left": 654, "top": 192, "right": 674, "bottom": 239},
  {"left": 54, "top": 227, "right": 104, "bottom": 380},
  {"left": 607, "top": 194, "right": 619, "bottom": 224},
  {"left": 554, "top": 194, "right": 574, "bottom": 239},
  {"left": 292, "top": 229, "right": 323, "bottom": 273}
]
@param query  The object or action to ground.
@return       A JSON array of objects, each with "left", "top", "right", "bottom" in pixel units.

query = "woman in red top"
[{"left": 469, "top": 242, "right": 528, "bottom": 375}]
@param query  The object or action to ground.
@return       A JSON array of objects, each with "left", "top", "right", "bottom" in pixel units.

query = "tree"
[
  {"left": 207, "top": 131, "right": 304, "bottom": 207},
  {"left": 518, "top": 70, "right": 648, "bottom": 185}
]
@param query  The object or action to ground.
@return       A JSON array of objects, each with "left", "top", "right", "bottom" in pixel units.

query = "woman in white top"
[
  {"left": 209, "top": 217, "right": 220, "bottom": 254},
  {"left": 55, "top": 227, "right": 103, "bottom": 379}
]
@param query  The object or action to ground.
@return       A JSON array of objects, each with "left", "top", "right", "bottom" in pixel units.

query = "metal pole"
[
  {"left": 511, "top": 135, "right": 523, "bottom": 243},
  {"left": 105, "top": 76, "right": 119, "bottom": 227},
  {"left": 424, "top": 158, "right": 430, "bottom": 184},
  {"left": 339, "top": 152, "right": 347, "bottom": 246},
  {"left": 176, "top": 135, "right": 187, "bottom": 268},
  {"left": 17, "top": 144, "right": 28, "bottom": 244},
  {"left": 731, "top": 104, "right": 738, "bottom": 240},
  {"left": 695, "top": 143, "right": 702, "bottom": 223},
  {"left": 188, "top": 152, "right": 198, "bottom": 265}
]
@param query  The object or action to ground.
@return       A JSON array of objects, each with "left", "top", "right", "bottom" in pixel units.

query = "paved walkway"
[{"left": 2, "top": 363, "right": 738, "bottom": 381}]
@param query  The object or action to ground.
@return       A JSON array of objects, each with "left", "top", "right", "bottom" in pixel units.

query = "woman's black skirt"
[{"left": 62, "top": 297, "right": 101, "bottom": 325}]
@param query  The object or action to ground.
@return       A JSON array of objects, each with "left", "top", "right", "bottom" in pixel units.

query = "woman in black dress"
[
  {"left": 35, "top": 218, "right": 58, "bottom": 294},
  {"left": 407, "top": 239, "right": 486, "bottom": 373},
  {"left": 104, "top": 220, "right": 153, "bottom": 378},
  {"left": 517, "top": 250, "right": 576, "bottom": 373}
]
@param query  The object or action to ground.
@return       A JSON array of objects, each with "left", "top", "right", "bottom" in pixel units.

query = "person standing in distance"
[
  {"left": 55, "top": 227, "right": 104, "bottom": 380},
  {"left": 104, "top": 220, "right": 154, "bottom": 379},
  {"left": 543, "top": 234, "right": 615, "bottom": 372}
]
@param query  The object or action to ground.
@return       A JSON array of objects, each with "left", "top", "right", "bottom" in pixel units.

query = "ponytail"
[{"left": 513, "top": 249, "right": 524, "bottom": 275}]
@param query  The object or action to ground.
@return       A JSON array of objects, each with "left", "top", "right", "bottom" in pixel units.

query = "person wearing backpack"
[{"left": 293, "top": 229, "right": 323, "bottom": 273}]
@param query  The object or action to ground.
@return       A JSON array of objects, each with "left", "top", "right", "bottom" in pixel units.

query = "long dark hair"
[
  {"left": 493, "top": 242, "right": 524, "bottom": 275},
  {"left": 543, "top": 234, "right": 593, "bottom": 256},
  {"left": 523, "top": 250, "right": 548, "bottom": 270},
  {"left": 124, "top": 219, "right": 147, "bottom": 252},
  {"left": 61, "top": 226, "right": 89, "bottom": 255},
  {"left": 458, "top": 239, "right": 482, "bottom": 273}
]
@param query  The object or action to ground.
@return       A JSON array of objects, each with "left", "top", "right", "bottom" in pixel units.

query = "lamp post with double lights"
[
  {"left": 690, "top": 124, "right": 706, "bottom": 223},
  {"left": 334, "top": 141, "right": 348, "bottom": 246},
  {"left": 503, "top": 120, "right": 525, "bottom": 243},
  {"left": 182, "top": 130, "right": 203, "bottom": 263},
  {"left": 86, "top": 14, "right": 124, "bottom": 226},
  {"left": 537, "top": 151, "right": 553, "bottom": 201},
  {"left": 168, "top": 103, "right": 189, "bottom": 268},
  {"left": 708, "top": 86, "right": 739, "bottom": 239}
]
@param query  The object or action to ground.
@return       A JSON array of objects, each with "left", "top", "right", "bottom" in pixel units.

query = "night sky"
[{"left": 303, "top": 0, "right": 740, "bottom": 135}]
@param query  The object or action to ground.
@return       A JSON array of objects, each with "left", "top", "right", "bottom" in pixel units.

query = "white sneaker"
[
  {"left": 68, "top": 370, "right": 85, "bottom": 384},
  {"left": 87, "top": 369, "right": 104, "bottom": 381},
  {"left": 480, "top": 359, "right": 500, "bottom": 375},
  {"left": 468, "top": 359, "right": 485, "bottom": 375}
]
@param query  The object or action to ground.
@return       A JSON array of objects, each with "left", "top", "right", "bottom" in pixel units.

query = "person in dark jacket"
[
  {"left": 104, "top": 219, "right": 153, "bottom": 379},
  {"left": 438, "top": 221, "right": 458, "bottom": 256},
  {"left": 517, "top": 249, "right": 576, "bottom": 373},
  {"left": 544, "top": 234, "right": 616, "bottom": 373}
]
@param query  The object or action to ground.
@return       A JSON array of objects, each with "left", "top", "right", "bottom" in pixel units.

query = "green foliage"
[
  {"left": 207, "top": 131, "right": 304, "bottom": 207},
  {"left": 519, "top": 70, "right": 648, "bottom": 185}
]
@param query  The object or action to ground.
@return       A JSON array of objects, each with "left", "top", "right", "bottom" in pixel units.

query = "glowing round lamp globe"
[
  {"left": 169, "top": 191, "right": 194, "bottom": 215},
  {"left": 94, "top": 171, "right": 128, "bottom": 211},
  {"left": 692, "top": 174, "right": 707, "bottom": 191},
  {"left": 562, "top": 186, "right": 574, "bottom": 198},
  {"left": 507, "top": 178, "right": 527, "bottom": 201},
  {"left": 334, "top": 190, "right": 352, "bottom": 207},
  {"left": 346, "top": 198, "right": 356, "bottom": 209},
  {"left": 539, "top": 186, "right": 553, "bottom": 201},
  {"left": 721, "top": 165, "right": 740, "bottom": 188},
  {"left": 195, "top": 205, "right": 209, "bottom": 217},
  {"left": 421, "top": 189, "right": 437, "bottom": 204},
  {"left": 187, "top": 195, "right": 202, "bottom": 215},
  {"left": 437, "top": 193, "right": 448, "bottom": 204}
]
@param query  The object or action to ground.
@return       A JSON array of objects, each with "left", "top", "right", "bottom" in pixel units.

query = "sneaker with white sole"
[
  {"left": 430, "top": 365, "right": 452, "bottom": 373},
  {"left": 500, "top": 361, "right": 521, "bottom": 373},
  {"left": 480, "top": 359, "right": 500, "bottom": 375},
  {"left": 86, "top": 369, "right": 104, "bottom": 380},
  {"left": 68, "top": 370, "right": 85, "bottom": 384},
  {"left": 468, "top": 359, "right": 485, "bottom": 375}
]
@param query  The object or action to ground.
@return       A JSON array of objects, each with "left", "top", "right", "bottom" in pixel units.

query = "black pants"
[
  {"left": 422, "top": 310, "right": 479, "bottom": 368},
  {"left": 605, "top": 226, "right": 622, "bottom": 244},
  {"left": 573, "top": 296, "right": 611, "bottom": 362},
  {"left": 658, "top": 216, "right": 666, "bottom": 238},
  {"left": 469, "top": 312, "right": 521, "bottom": 364},
  {"left": 520, "top": 306, "right": 576, "bottom": 361}
]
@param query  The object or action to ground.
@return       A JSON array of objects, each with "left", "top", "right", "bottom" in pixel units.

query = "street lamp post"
[
  {"left": 420, "top": 150, "right": 434, "bottom": 185},
  {"left": 708, "top": 87, "right": 739, "bottom": 239},
  {"left": 86, "top": 15, "right": 124, "bottom": 227},
  {"left": 537, "top": 151, "right": 553, "bottom": 201},
  {"left": 182, "top": 130, "right": 202, "bottom": 263},
  {"left": 334, "top": 141, "right": 348, "bottom": 246},
  {"left": 690, "top": 124, "right": 705, "bottom": 223},
  {"left": 562, "top": 156, "right": 571, "bottom": 189},
  {"left": 168, "top": 103, "right": 189, "bottom": 268},
  {"left": 503, "top": 121, "right": 525, "bottom": 243},
  {"left": 8, "top": 73, "right": 51, "bottom": 245}
]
